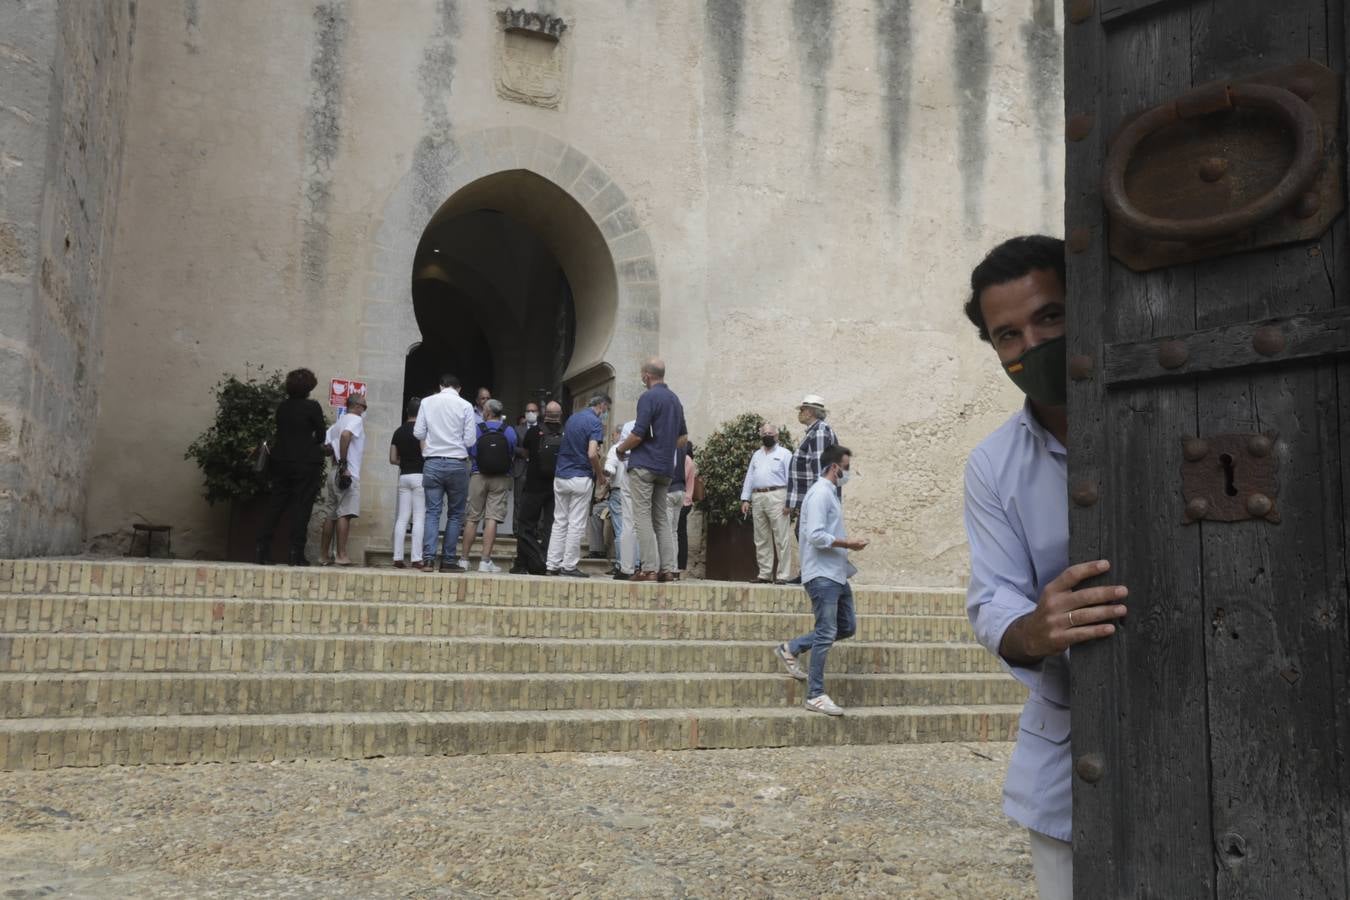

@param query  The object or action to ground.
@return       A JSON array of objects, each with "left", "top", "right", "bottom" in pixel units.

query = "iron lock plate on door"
[
  {"left": 1105, "top": 60, "right": 1344, "bottom": 272},
  {"left": 1180, "top": 433, "right": 1280, "bottom": 524}
]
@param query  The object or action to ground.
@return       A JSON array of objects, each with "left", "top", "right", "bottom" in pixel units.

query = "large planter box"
[
  {"left": 226, "top": 496, "right": 290, "bottom": 562},
  {"left": 704, "top": 519, "right": 761, "bottom": 583}
]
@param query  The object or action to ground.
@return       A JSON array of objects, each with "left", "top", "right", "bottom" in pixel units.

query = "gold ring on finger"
[{"left": 1068, "top": 610, "right": 1076, "bottom": 628}]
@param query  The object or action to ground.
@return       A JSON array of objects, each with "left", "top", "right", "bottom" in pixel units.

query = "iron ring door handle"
[{"left": 1103, "top": 83, "right": 1323, "bottom": 241}]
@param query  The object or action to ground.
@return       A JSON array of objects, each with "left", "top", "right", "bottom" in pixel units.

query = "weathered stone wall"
[
  {"left": 0, "top": 0, "right": 136, "bottom": 557},
  {"left": 83, "top": 0, "right": 1063, "bottom": 585}
]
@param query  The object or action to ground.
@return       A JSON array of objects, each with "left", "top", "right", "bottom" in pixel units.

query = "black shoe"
[
  {"left": 509, "top": 565, "right": 529, "bottom": 575},
  {"left": 559, "top": 567, "right": 589, "bottom": 578},
  {"left": 255, "top": 543, "right": 273, "bottom": 566},
  {"left": 288, "top": 550, "right": 311, "bottom": 567},
  {"left": 546, "top": 568, "right": 561, "bottom": 577},
  {"left": 613, "top": 571, "right": 632, "bottom": 581},
  {"left": 786, "top": 576, "right": 802, "bottom": 585}
]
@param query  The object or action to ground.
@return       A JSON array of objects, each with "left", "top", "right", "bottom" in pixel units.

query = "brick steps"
[
  {"left": 0, "top": 671, "right": 1028, "bottom": 718},
  {"left": 1, "top": 595, "right": 973, "bottom": 643},
  {"left": 0, "top": 559, "right": 1016, "bottom": 770},
  {"left": 0, "top": 560, "right": 969, "bottom": 616},
  {"left": 0, "top": 704, "right": 1023, "bottom": 770},
  {"left": 364, "top": 548, "right": 617, "bottom": 576},
  {"left": 0, "top": 633, "right": 1002, "bottom": 675}
]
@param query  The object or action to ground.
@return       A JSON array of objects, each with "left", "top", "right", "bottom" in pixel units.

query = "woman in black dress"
[{"left": 256, "top": 368, "right": 327, "bottom": 565}]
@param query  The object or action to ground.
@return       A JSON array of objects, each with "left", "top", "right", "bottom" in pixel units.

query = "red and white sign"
[{"left": 329, "top": 378, "right": 367, "bottom": 408}]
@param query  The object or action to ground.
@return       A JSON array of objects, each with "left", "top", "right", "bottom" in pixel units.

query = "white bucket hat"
[{"left": 799, "top": 394, "right": 827, "bottom": 411}]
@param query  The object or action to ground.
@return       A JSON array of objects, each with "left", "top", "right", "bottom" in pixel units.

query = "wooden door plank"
[
  {"left": 1071, "top": 3, "right": 1216, "bottom": 895},
  {"left": 1327, "top": 1, "right": 1350, "bottom": 885},
  {"left": 1065, "top": 0, "right": 1114, "bottom": 889},
  {"left": 1189, "top": 6, "right": 1350, "bottom": 897},
  {"left": 1102, "top": 307, "right": 1350, "bottom": 386},
  {"left": 1100, "top": 0, "right": 1184, "bottom": 24}
]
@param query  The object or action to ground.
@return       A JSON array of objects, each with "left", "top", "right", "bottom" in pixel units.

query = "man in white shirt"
[
  {"left": 608, "top": 419, "right": 641, "bottom": 579},
  {"left": 773, "top": 444, "right": 868, "bottom": 715},
  {"left": 317, "top": 392, "right": 367, "bottom": 566},
  {"left": 740, "top": 423, "right": 794, "bottom": 583},
  {"left": 414, "top": 373, "right": 478, "bottom": 572}
]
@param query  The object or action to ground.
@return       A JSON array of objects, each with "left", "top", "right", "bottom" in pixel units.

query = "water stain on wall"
[
  {"left": 951, "top": 0, "right": 990, "bottom": 230},
  {"left": 791, "top": 0, "right": 835, "bottom": 155},
  {"left": 301, "top": 1, "right": 349, "bottom": 303},
  {"left": 705, "top": 0, "right": 746, "bottom": 122},
  {"left": 875, "top": 0, "right": 912, "bottom": 203},
  {"left": 184, "top": 0, "right": 200, "bottom": 53},
  {"left": 412, "top": 0, "right": 459, "bottom": 220},
  {"left": 1021, "top": 0, "right": 1060, "bottom": 229}
]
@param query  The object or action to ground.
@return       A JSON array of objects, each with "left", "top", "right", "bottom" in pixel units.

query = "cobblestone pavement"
[{"left": 0, "top": 743, "right": 1031, "bottom": 899}]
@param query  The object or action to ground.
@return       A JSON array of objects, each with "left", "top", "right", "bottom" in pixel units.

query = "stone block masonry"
[
  {"left": 0, "top": 1, "right": 135, "bottom": 557},
  {"left": 0, "top": 559, "right": 1022, "bottom": 769}
]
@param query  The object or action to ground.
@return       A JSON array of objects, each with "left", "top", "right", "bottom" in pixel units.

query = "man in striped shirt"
[{"left": 784, "top": 394, "right": 838, "bottom": 583}]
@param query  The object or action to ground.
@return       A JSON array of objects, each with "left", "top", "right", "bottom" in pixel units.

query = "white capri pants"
[{"left": 392, "top": 473, "right": 426, "bottom": 562}]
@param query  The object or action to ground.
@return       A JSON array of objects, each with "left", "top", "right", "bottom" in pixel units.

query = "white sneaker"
[
  {"left": 804, "top": 694, "right": 843, "bottom": 716},
  {"left": 774, "top": 643, "right": 807, "bottom": 681},
  {"left": 478, "top": 559, "right": 502, "bottom": 573}
]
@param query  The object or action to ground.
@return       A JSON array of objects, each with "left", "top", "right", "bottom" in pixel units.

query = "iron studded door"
[{"left": 1066, "top": 0, "right": 1350, "bottom": 896}]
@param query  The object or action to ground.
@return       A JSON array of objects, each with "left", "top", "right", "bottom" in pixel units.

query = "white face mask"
[
  {"left": 525, "top": 412, "right": 538, "bottom": 425},
  {"left": 836, "top": 467, "right": 851, "bottom": 486}
]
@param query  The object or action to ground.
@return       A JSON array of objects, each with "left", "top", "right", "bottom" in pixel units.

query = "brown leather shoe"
[
  {"left": 658, "top": 572, "right": 680, "bottom": 583},
  {"left": 631, "top": 570, "right": 658, "bottom": 583}
]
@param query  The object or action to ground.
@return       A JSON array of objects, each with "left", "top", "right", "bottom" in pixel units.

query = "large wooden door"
[{"left": 1066, "top": 1, "right": 1350, "bottom": 895}]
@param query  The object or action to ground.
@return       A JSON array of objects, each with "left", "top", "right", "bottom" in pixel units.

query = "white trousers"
[
  {"left": 1028, "top": 830, "right": 1072, "bottom": 900},
  {"left": 751, "top": 488, "right": 792, "bottom": 580},
  {"left": 392, "top": 473, "right": 425, "bottom": 562},
  {"left": 547, "top": 476, "right": 593, "bottom": 571}
]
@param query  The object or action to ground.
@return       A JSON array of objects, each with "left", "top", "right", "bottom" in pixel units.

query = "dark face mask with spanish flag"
[{"left": 1003, "top": 336, "right": 1067, "bottom": 407}]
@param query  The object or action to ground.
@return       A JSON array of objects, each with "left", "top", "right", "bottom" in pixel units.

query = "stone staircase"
[
  {"left": 0, "top": 559, "right": 1022, "bottom": 770},
  {"left": 364, "top": 534, "right": 614, "bottom": 576}
]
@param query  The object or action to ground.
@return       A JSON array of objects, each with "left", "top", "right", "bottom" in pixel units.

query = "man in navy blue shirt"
[
  {"left": 547, "top": 393, "right": 610, "bottom": 577},
  {"left": 616, "top": 358, "right": 688, "bottom": 582}
]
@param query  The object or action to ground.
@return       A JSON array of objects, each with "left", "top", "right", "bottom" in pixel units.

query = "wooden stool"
[{"left": 129, "top": 523, "right": 172, "bottom": 557}]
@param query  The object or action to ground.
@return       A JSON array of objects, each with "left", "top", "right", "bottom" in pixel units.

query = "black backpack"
[
  {"left": 535, "top": 428, "right": 564, "bottom": 478},
  {"left": 475, "top": 423, "right": 512, "bottom": 476}
]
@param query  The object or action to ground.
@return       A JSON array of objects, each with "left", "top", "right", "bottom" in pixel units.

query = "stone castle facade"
[{"left": 0, "top": 0, "right": 1064, "bottom": 586}]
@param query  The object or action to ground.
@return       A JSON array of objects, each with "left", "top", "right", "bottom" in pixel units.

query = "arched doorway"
[
  {"left": 405, "top": 208, "right": 576, "bottom": 417},
  {"left": 406, "top": 169, "right": 621, "bottom": 420},
  {"left": 356, "top": 129, "right": 660, "bottom": 558}
]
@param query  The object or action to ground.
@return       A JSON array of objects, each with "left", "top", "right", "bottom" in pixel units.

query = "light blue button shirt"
[
  {"left": 800, "top": 477, "right": 856, "bottom": 585},
  {"left": 964, "top": 402, "right": 1071, "bottom": 842}
]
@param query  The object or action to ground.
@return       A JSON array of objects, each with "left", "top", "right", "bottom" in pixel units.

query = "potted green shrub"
[
  {"left": 184, "top": 367, "right": 295, "bottom": 561},
  {"left": 697, "top": 412, "right": 794, "bottom": 582}
]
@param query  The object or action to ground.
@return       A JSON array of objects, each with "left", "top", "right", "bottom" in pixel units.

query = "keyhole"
[{"left": 1220, "top": 453, "right": 1238, "bottom": 496}]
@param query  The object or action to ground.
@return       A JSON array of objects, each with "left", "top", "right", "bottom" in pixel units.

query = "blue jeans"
[
  {"left": 422, "top": 457, "right": 469, "bottom": 563},
  {"left": 788, "top": 577, "right": 856, "bottom": 699}
]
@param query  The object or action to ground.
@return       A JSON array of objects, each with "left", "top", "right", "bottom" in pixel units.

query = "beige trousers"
[
  {"left": 1028, "top": 829, "right": 1072, "bottom": 900},
  {"left": 751, "top": 489, "right": 792, "bottom": 581}
]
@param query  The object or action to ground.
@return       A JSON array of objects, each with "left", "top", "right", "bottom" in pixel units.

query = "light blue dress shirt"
[
  {"left": 964, "top": 402, "right": 1071, "bottom": 842},
  {"left": 800, "top": 477, "right": 856, "bottom": 585}
]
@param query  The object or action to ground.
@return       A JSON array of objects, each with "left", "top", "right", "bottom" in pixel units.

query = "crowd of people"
[{"left": 254, "top": 357, "right": 868, "bottom": 717}]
